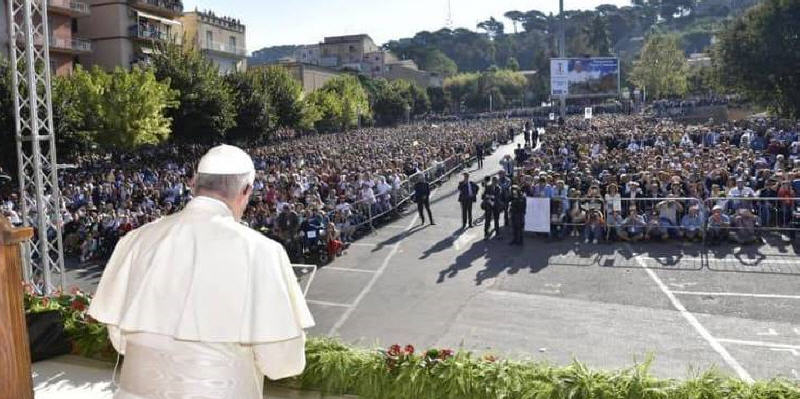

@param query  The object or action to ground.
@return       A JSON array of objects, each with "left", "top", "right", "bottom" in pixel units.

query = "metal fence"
[{"left": 542, "top": 195, "right": 800, "bottom": 244}]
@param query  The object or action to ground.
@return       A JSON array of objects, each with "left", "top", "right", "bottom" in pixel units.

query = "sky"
[{"left": 183, "top": 0, "right": 632, "bottom": 54}]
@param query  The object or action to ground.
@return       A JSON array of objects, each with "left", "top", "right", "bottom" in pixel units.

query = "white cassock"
[{"left": 88, "top": 195, "right": 315, "bottom": 399}]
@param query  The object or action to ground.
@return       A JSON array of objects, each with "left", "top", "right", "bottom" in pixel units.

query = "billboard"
[{"left": 550, "top": 58, "right": 620, "bottom": 98}]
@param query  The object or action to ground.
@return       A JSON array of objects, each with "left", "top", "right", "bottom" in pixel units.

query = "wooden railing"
[{"left": 0, "top": 215, "right": 34, "bottom": 399}]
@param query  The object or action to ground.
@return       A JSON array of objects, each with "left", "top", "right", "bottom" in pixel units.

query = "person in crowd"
[
  {"left": 482, "top": 176, "right": 503, "bottom": 240},
  {"left": 498, "top": 170, "right": 513, "bottom": 227},
  {"left": 655, "top": 194, "right": 683, "bottom": 239},
  {"left": 619, "top": 205, "right": 646, "bottom": 242},
  {"left": 413, "top": 175, "right": 434, "bottom": 226},
  {"left": 707, "top": 205, "right": 731, "bottom": 245},
  {"left": 606, "top": 209, "right": 623, "bottom": 241},
  {"left": 680, "top": 205, "right": 705, "bottom": 241},
  {"left": 500, "top": 154, "right": 515, "bottom": 177},
  {"left": 583, "top": 209, "right": 605, "bottom": 244},
  {"left": 475, "top": 142, "right": 485, "bottom": 169},
  {"left": 509, "top": 185, "right": 526, "bottom": 246},
  {"left": 550, "top": 199, "right": 567, "bottom": 239},
  {"left": 732, "top": 208, "right": 759, "bottom": 244},
  {"left": 457, "top": 172, "right": 480, "bottom": 229}
]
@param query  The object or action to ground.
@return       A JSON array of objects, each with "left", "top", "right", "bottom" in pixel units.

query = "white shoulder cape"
[{"left": 88, "top": 197, "right": 315, "bottom": 350}]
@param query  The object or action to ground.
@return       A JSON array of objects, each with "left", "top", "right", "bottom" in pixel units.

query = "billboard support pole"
[{"left": 558, "top": 0, "right": 566, "bottom": 119}]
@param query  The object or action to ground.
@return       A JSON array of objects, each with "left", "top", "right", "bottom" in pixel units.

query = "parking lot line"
[
  {"left": 322, "top": 266, "right": 376, "bottom": 274},
  {"left": 670, "top": 290, "right": 800, "bottom": 300},
  {"left": 639, "top": 256, "right": 800, "bottom": 265},
  {"left": 717, "top": 338, "right": 800, "bottom": 351},
  {"left": 630, "top": 246, "right": 754, "bottom": 383}
]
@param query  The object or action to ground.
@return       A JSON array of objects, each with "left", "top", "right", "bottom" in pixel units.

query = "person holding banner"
[{"left": 509, "top": 185, "right": 526, "bottom": 245}]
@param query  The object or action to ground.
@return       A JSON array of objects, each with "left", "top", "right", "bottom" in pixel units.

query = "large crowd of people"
[
  {"left": 0, "top": 120, "right": 513, "bottom": 264},
  {"left": 507, "top": 114, "right": 800, "bottom": 244}
]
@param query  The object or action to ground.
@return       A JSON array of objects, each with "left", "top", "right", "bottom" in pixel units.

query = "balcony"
[
  {"left": 129, "top": 25, "right": 180, "bottom": 44},
  {"left": 49, "top": 36, "right": 92, "bottom": 54},
  {"left": 128, "top": 0, "right": 183, "bottom": 17},
  {"left": 201, "top": 41, "right": 247, "bottom": 57},
  {"left": 48, "top": 0, "right": 91, "bottom": 17}
]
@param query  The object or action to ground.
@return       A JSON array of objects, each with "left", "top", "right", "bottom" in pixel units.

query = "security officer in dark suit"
[
  {"left": 475, "top": 142, "right": 484, "bottom": 169},
  {"left": 482, "top": 176, "right": 502, "bottom": 239},
  {"left": 457, "top": 172, "right": 479, "bottom": 228},
  {"left": 413, "top": 175, "right": 434, "bottom": 225},
  {"left": 523, "top": 121, "right": 532, "bottom": 146},
  {"left": 509, "top": 185, "right": 526, "bottom": 245}
]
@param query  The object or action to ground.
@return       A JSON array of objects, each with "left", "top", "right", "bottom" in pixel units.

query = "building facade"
[
  {"left": 1, "top": 0, "right": 92, "bottom": 76},
  {"left": 287, "top": 34, "right": 442, "bottom": 88},
  {"left": 180, "top": 10, "right": 246, "bottom": 74},
  {"left": 252, "top": 61, "right": 342, "bottom": 93},
  {"left": 78, "top": 0, "right": 183, "bottom": 70}
]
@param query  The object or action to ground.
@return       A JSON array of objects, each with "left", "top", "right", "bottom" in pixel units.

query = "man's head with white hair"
[{"left": 193, "top": 144, "right": 255, "bottom": 221}]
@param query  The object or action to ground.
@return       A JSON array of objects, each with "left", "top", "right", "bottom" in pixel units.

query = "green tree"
[
  {"left": 259, "top": 65, "right": 315, "bottom": 129},
  {"left": 583, "top": 15, "right": 612, "bottom": 56},
  {"left": 224, "top": 71, "right": 275, "bottom": 142},
  {"left": 306, "top": 89, "right": 343, "bottom": 132},
  {"left": 64, "top": 66, "right": 177, "bottom": 149},
  {"left": 372, "top": 79, "right": 409, "bottom": 125},
  {"left": 315, "top": 75, "right": 370, "bottom": 130},
  {"left": 477, "top": 17, "right": 505, "bottom": 39},
  {"left": 150, "top": 44, "right": 235, "bottom": 142},
  {"left": 715, "top": 0, "right": 800, "bottom": 117},
  {"left": 506, "top": 56, "right": 520, "bottom": 71},
  {"left": 630, "top": 34, "right": 688, "bottom": 99},
  {"left": 427, "top": 86, "right": 449, "bottom": 113}
]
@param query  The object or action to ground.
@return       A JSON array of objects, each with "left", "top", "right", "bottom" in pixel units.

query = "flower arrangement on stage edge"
[
  {"left": 21, "top": 288, "right": 800, "bottom": 399},
  {"left": 23, "top": 283, "right": 116, "bottom": 361}
]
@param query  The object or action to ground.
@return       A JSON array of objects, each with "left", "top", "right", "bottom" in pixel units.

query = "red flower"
[
  {"left": 387, "top": 344, "right": 402, "bottom": 356},
  {"left": 404, "top": 345, "right": 415, "bottom": 355},
  {"left": 440, "top": 349, "right": 454, "bottom": 360},
  {"left": 70, "top": 299, "right": 86, "bottom": 312}
]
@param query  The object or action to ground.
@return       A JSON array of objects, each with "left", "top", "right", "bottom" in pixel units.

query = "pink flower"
[
  {"left": 439, "top": 349, "right": 454, "bottom": 360},
  {"left": 404, "top": 345, "right": 415, "bottom": 355}
]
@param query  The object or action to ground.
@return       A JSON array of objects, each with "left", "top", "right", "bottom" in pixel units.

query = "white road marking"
[
  {"left": 306, "top": 299, "right": 353, "bottom": 308},
  {"left": 770, "top": 348, "right": 800, "bottom": 356},
  {"left": 322, "top": 266, "right": 376, "bottom": 274},
  {"left": 757, "top": 328, "right": 779, "bottom": 336},
  {"left": 639, "top": 256, "right": 800, "bottom": 265},
  {"left": 348, "top": 242, "right": 380, "bottom": 247},
  {"left": 453, "top": 231, "right": 477, "bottom": 251},
  {"left": 630, "top": 246, "right": 754, "bottom": 383},
  {"left": 328, "top": 186, "right": 441, "bottom": 336},
  {"left": 668, "top": 282, "right": 698, "bottom": 289},
  {"left": 794, "top": 328, "right": 800, "bottom": 336},
  {"left": 670, "top": 291, "right": 800, "bottom": 300},
  {"left": 793, "top": 369, "right": 799, "bottom": 379},
  {"left": 717, "top": 338, "right": 800, "bottom": 351}
]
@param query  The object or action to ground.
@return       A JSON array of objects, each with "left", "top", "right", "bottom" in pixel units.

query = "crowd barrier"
[{"left": 540, "top": 195, "right": 800, "bottom": 244}]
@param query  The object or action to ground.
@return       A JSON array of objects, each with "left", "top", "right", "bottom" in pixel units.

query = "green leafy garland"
[{"left": 22, "top": 288, "right": 800, "bottom": 398}]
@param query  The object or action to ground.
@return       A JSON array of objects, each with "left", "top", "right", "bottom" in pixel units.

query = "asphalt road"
[
  {"left": 66, "top": 134, "right": 800, "bottom": 382},
  {"left": 299, "top": 134, "right": 800, "bottom": 382}
]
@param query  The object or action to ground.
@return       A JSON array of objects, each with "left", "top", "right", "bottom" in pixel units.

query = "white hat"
[{"left": 197, "top": 144, "right": 255, "bottom": 183}]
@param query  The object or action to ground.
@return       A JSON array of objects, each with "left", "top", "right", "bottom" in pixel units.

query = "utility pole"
[{"left": 7, "top": 0, "right": 66, "bottom": 295}]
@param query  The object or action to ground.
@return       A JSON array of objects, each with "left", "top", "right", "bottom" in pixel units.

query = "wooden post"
[{"left": 0, "top": 214, "right": 34, "bottom": 399}]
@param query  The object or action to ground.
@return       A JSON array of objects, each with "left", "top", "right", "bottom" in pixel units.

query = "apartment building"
[
  {"left": 78, "top": 0, "right": 183, "bottom": 70},
  {"left": 288, "top": 34, "right": 442, "bottom": 88},
  {"left": 0, "top": 0, "right": 92, "bottom": 76},
  {"left": 180, "top": 10, "right": 246, "bottom": 74}
]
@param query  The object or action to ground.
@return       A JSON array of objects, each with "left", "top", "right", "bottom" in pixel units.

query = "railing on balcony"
[
  {"left": 129, "top": 25, "right": 171, "bottom": 42},
  {"left": 48, "top": 0, "right": 90, "bottom": 15},
  {"left": 202, "top": 41, "right": 246, "bottom": 56},
  {"left": 39, "top": 35, "right": 92, "bottom": 53},
  {"left": 129, "top": 0, "right": 183, "bottom": 14}
]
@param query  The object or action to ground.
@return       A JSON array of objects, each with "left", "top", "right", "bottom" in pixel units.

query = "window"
[
  {"left": 229, "top": 36, "right": 236, "bottom": 49},
  {"left": 206, "top": 30, "right": 213, "bottom": 47}
]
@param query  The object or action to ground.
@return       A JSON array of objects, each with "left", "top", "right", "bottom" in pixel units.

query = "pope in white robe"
[{"left": 88, "top": 144, "right": 315, "bottom": 399}]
